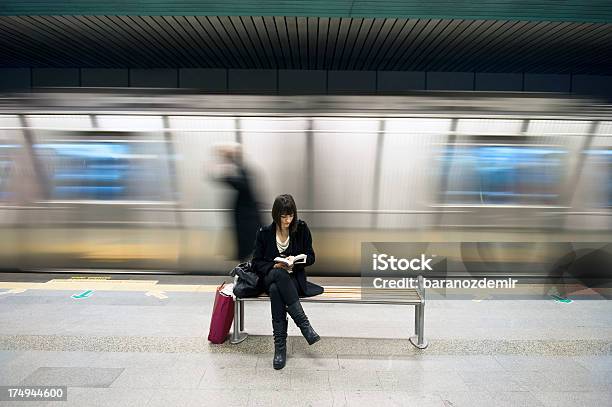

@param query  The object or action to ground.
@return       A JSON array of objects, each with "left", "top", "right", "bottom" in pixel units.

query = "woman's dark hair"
[{"left": 272, "top": 194, "right": 298, "bottom": 233}]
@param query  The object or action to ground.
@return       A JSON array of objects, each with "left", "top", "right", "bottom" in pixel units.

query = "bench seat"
[
  {"left": 231, "top": 276, "right": 428, "bottom": 349},
  {"left": 240, "top": 286, "right": 422, "bottom": 304}
]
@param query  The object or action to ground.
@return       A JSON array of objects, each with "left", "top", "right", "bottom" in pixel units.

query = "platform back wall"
[{"left": 1, "top": 68, "right": 611, "bottom": 98}]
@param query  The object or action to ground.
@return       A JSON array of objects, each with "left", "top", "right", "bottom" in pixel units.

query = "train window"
[
  {"left": 438, "top": 145, "right": 566, "bottom": 205},
  {"left": 32, "top": 132, "right": 174, "bottom": 202},
  {"left": 34, "top": 142, "right": 129, "bottom": 200}
]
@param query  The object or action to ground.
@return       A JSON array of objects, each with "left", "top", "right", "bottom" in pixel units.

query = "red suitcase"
[{"left": 208, "top": 283, "right": 235, "bottom": 344}]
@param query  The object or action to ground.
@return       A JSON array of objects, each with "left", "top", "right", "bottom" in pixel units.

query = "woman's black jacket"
[{"left": 252, "top": 220, "right": 324, "bottom": 297}]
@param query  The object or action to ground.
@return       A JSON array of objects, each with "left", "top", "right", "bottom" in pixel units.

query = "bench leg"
[
  {"left": 240, "top": 299, "right": 244, "bottom": 332},
  {"left": 230, "top": 299, "right": 248, "bottom": 344},
  {"left": 409, "top": 303, "right": 428, "bottom": 349}
]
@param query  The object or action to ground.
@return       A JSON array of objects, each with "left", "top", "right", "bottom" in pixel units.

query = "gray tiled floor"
[
  {"left": 0, "top": 276, "right": 610, "bottom": 406},
  {"left": 20, "top": 367, "right": 124, "bottom": 388}
]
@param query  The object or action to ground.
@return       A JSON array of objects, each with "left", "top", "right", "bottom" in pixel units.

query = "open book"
[{"left": 274, "top": 254, "right": 307, "bottom": 267}]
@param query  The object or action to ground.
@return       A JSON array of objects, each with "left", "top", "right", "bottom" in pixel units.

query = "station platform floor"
[{"left": 0, "top": 272, "right": 610, "bottom": 407}]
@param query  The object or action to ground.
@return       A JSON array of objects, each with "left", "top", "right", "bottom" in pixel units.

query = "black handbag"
[{"left": 230, "top": 261, "right": 264, "bottom": 298}]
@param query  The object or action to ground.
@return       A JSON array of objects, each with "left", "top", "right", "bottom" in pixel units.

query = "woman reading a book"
[{"left": 252, "top": 194, "right": 324, "bottom": 370}]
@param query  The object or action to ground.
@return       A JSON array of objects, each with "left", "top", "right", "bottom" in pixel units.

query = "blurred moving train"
[{"left": 0, "top": 89, "right": 610, "bottom": 278}]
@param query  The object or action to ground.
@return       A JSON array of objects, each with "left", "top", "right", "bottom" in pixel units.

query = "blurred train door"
[
  {"left": 0, "top": 115, "right": 38, "bottom": 271},
  {"left": 21, "top": 129, "right": 181, "bottom": 272}
]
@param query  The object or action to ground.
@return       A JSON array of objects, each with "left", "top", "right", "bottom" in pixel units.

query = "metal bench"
[{"left": 230, "top": 275, "right": 428, "bottom": 349}]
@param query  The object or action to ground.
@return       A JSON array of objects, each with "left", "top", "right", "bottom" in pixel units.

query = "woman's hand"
[{"left": 273, "top": 262, "right": 293, "bottom": 272}]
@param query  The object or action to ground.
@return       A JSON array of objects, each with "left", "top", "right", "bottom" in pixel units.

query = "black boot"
[
  {"left": 287, "top": 301, "right": 320, "bottom": 345},
  {"left": 272, "top": 318, "right": 287, "bottom": 370}
]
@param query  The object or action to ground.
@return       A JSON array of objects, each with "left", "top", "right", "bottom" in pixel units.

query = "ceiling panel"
[{"left": 0, "top": 16, "right": 610, "bottom": 74}]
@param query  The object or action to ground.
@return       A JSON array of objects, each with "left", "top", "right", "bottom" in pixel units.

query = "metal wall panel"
[
  {"left": 475, "top": 73, "right": 523, "bottom": 91},
  {"left": 377, "top": 71, "right": 426, "bottom": 92},
  {"left": 0, "top": 68, "right": 30, "bottom": 89},
  {"left": 524, "top": 74, "right": 571, "bottom": 93},
  {"left": 427, "top": 72, "right": 474, "bottom": 91},
  {"left": 32, "top": 68, "right": 79, "bottom": 87},
  {"left": 179, "top": 68, "right": 227, "bottom": 91},
  {"left": 278, "top": 70, "right": 327, "bottom": 94},
  {"left": 81, "top": 68, "right": 129, "bottom": 87}
]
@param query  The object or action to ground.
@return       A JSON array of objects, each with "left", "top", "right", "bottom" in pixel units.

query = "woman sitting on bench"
[{"left": 252, "top": 194, "right": 324, "bottom": 370}]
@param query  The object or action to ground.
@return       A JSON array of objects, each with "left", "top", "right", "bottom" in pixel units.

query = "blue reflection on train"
[
  {"left": 34, "top": 143, "right": 129, "bottom": 200},
  {"left": 439, "top": 146, "right": 566, "bottom": 205}
]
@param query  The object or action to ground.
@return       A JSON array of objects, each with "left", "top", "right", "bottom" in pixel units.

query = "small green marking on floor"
[
  {"left": 551, "top": 294, "right": 573, "bottom": 303},
  {"left": 72, "top": 290, "right": 94, "bottom": 299}
]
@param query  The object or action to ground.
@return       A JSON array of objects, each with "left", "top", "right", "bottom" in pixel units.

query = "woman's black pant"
[{"left": 264, "top": 268, "right": 300, "bottom": 321}]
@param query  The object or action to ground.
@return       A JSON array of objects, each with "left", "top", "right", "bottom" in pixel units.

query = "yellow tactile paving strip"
[
  {"left": 0, "top": 277, "right": 220, "bottom": 293},
  {"left": 0, "top": 277, "right": 610, "bottom": 299}
]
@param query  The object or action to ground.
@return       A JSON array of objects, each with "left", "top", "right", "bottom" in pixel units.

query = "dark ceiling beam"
[{"left": 1, "top": 1, "right": 612, "bottom": 24}]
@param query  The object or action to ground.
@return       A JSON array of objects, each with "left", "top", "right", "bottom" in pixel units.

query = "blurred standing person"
[{"left": 213, "top": 143, "right": 263, "bottom": 262}]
